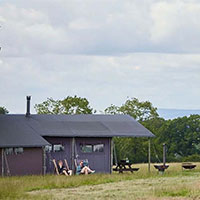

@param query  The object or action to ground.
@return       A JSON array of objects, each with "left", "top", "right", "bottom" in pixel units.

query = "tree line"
[{"left": 1, "top": 95, "right": 200, "bottom": 163}]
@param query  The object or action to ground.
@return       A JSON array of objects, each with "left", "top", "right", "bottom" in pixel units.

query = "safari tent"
[{"left": 0, "top": 97, "right": 154, "bottom": 176}]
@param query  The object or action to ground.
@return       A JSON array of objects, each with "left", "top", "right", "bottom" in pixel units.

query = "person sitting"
[
  {"left": 58, "top": 160, "right": 72, "bottom": 176},
  {"left": 76, "top": 160, "right": 95, "bottom": 175}
]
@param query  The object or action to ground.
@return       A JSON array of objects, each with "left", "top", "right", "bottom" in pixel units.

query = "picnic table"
[{"left": 113, "top": 160, "right": 139, "bottom": 173}]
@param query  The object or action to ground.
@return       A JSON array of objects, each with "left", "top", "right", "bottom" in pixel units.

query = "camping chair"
[
  {"left": 64, "top": 159, "right": 72, "bottom": 175},
  {"left": 74, "top": 159, "right": 89, "bottom": 175},
  {"left": 52, "top": 159, "right": 72, "bottom": 176},
  {"left": 52, "top": 159, "right": 59, "bottom": 175}
]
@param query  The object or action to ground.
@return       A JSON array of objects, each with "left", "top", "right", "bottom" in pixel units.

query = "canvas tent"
[{"left": 0, "top": 97, "right": 154, "bottom": 176}]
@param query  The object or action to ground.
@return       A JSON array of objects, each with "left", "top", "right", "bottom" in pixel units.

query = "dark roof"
[
  {"left": 0, "top": 116, "right": 49, "bottom": 147},
  {"left": 0, "top": 114, "right": 154, "bottom": 147}
]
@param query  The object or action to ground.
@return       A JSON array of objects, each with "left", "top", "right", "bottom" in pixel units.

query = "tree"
[
  {"left": 142, "top": 117, "right": 166, "bottom": 163},
  {"left": 0, "top": 106, "right": 9, "bottom": 114},
  {"left": 141, "top": 115, "right": 200, "bottom": 163},
  {"left": 105, "top": 97, "right": 159, "bottom": 163},
  {"left": 105, "top": 97, "right": 158, "bottom": 121},
  {"left": 34, "top": 95, "right": 94, "bottom": 114},
  {"left": 34, "top": 98, "right": 62, "bottom": 114},
  {"left": 156, "top": 115, "right": 200, "bottom": 161},
  {"left": 114, "top": 137, "right": 149, "bottom": 163},
  {"left": 61, "top": 96, "right": 94, "bottom": 114}
]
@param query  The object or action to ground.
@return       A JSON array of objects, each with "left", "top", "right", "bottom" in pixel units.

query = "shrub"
[{"left": 182, "top": 154, "right": 200, "bottom": 162}]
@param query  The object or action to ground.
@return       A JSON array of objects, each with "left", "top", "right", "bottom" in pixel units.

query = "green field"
[{"left": 1, "top": 163, "right": 200, "bottom": 200}]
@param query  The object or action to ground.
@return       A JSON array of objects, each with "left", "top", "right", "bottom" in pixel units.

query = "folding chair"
[
  {"left": 76, "top": 159, "right": 89, "bottom": 167},
  {"left": 74, "top": 159, "right": 90, "bottom": 175},
  {"left": 52, "top": 159, "right": 59, "bottom": 175},
  {"left": 52, "top": 159, "right": 72, "bottom": 176},
  {"left": 64, "top": 159, "right": 72, "bottom": 176}
]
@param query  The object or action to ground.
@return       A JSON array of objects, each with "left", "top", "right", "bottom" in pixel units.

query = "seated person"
[
  {"left": 58, "top": 160, "right": 72, "bottom": 176},
  {"left": 76, "top": 160, "right": 95, "bottom": 175}
]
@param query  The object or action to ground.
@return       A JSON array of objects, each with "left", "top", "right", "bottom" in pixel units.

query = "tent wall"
[
  {"left": 0, "top": 147, "right": 43, "bottom": 176},
  {"left": 44, "top": 137, "right": 71, "bottom": 174},
  {"left": 75, "top": 137, "right": 111, "bottom": 173},
  {"left": 0, "top": 149, "right": 3, "bottom": 176},
  {"left": 44, "top": 137, "right": 111, "bottom": 174}
]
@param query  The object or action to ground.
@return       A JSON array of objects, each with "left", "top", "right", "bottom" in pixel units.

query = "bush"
[{"left": 182, "top": 154, "right": 200, "bottom": 162}]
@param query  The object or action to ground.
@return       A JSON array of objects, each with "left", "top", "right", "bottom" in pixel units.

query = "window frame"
[
  {"left": 5, "top": 147, "right": 24, "bottom": 155},
  {"left": 53, "top": 144, "right": 65, "bottom": 152},
  {"left": 80, "top": 143, "right": 105, "bottom": 153},
  {"left": 5, "top": 148, "right": 14, "bottom": 155},
  {"left": 45, "top": 145, "right": 53, "bottom": 153},
  {"left": 93, "top": 144, "right": 104, "bottom": 153},
  {"left": 80, "top": 144, "right": 93, "bottom": 153},
  {"left": 14, "top": 147, "right": 24, "bottom": 154}
]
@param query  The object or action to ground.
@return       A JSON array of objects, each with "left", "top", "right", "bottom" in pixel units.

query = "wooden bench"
[
  {"left": 113, "top": 160, "right": 139, "bottom": 173},
  {"left": 182, "top": 162, "right": 196, "bottom": 170}
]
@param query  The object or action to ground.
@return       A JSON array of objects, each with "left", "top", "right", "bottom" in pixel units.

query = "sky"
[{"left": 0, "top": 0, "right": 200, "bottom": 114}]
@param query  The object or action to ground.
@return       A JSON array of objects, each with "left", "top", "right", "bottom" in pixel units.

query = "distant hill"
[{"left": 157, "top": 108, "right": 200, "bottom": 120}]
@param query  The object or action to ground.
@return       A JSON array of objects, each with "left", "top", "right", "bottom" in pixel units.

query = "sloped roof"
[
  {"left": 0, "top": 114, "right": 154, "bottom": 147},
  {"left": 0, "top": 115, "right": 49, "bottom": 148}
]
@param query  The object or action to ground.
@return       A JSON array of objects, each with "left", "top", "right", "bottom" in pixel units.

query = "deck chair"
[
  {"left": 52, "top": 159, "right": 72, "bottom": 176},
  {"left": 64, "top": 159, "right": 72, "bottom": 175},
  {"left": 74, "top": 159, "right": 90, "bottom": 175},
  {"left": 52, "top": 159, "right": 59, "bottom": 175},
  {"left": 75, "top": 159, "right": 89, "bottom": 168}
]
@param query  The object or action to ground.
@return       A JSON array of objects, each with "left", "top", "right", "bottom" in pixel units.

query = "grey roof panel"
[
  {"left": 0, "top": 116, "right": 49, "bottom": 147},
  {"left": 0, "top": 114, "right": 154, "bottom": 147}
]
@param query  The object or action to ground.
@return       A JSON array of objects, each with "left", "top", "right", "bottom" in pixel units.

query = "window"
[
  {"left": 93, "top": 144, "right": 104, "bottom": 152},
  {"left": 14, "top": 147, "right": 23, "bottom": 154},
  {"left": 80, "top": 144, "right": 93, "bottom": 153},
  {"left": 5, "top": 148, "right": 13, "bottom": 155},
  {"left": 80, "top": 144, "right": 104, "bottom": 153},
  {"left": 5, "top": 147, "right": 24, "bottom": 155},
  {"left": 45, "top": 145, "right": 52, "bottom": 153},
  {"left": 53, "top": 144, "right": 64, "bottom": 152}
]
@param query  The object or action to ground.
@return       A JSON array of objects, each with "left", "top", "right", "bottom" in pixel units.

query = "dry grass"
[
  {"left": 30, "top": 175, "right": 200, "bottom": 200},
  {"left": 1, "top": 162, "right": 200, "bottom": 200}
]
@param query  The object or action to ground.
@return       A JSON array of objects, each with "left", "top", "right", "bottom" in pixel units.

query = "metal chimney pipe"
[{"left": 26, "top": 96, "right": 31, "bottom": 117}]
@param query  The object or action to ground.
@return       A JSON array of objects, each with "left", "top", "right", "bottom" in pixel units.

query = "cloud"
[
  {"left": 1, "top": 0, "right": 200, "bottom": 56},
  {"left": 0, "top": 0, "right": 200, "bottom": 113},
  {"left": 0, "top": 53, "right": 200, "bottom": 113},
  {"left": 150, "top": 1, "right": 200, "bottom": 52}
]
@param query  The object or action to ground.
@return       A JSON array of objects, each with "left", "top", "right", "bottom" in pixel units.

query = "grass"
[{"left": 0, "top": 163, "right": 200, "bottom": 199}]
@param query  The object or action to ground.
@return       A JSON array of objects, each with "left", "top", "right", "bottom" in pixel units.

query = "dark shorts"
[{"left": 60, "top": 169, "right": 70, "bottom": 175}]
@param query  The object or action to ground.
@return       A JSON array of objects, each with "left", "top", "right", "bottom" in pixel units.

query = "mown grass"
[{"left": 0, "top": 163, "right": 200, "bottom": 200}]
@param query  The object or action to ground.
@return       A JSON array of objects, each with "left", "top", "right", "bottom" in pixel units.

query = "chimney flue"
[{"left": 26, "top": 96, "right": 31, "bottom": 117}]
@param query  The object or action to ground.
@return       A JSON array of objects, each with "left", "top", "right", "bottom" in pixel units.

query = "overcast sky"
[{"left": 0, "top": 0, "right": 200, "bottom": 114}]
